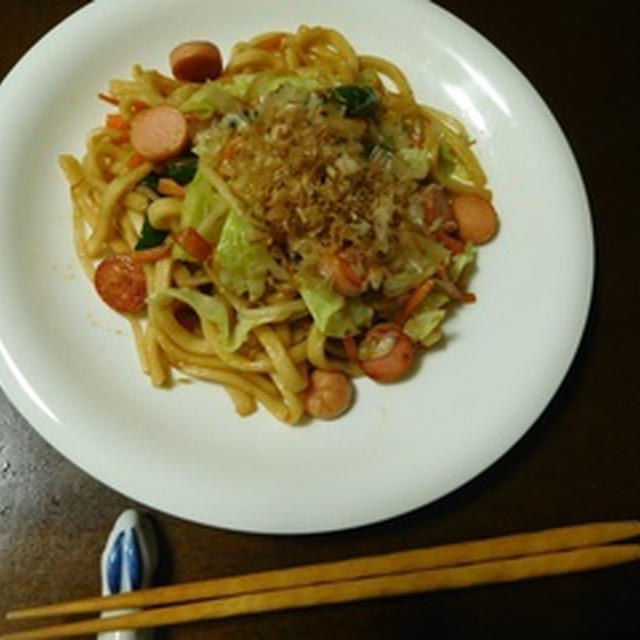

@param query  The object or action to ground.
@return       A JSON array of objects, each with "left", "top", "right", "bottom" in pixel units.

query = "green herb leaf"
[
  {"left": 329, "top": 85, "right": 379, "bottom": 118},
  {"left": 140, "top": 172, "right": 161, "bottom": 192},
  {"left": 438, "top": 142, "right": 458, "bottom": 176},
  {"left": 135, "top": 217, "right": 168, "bottom": 250},
  {"left": 166, "top": 156, "right": 198, "bottom": 185}
]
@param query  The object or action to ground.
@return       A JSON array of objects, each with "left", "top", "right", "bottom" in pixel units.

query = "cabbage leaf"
[
  {"left": 403, "top": 308, "right": 446, "bottom": 346},
  {"left": 299, "top": 277, "right": 373, "bottom": 338},
  {"left": 383, "top": 234, "right": 450, "bottom": 297},
  {"left": 152, "top": 288, "right": 306, "bottom": 352},
  {"left": 449, "top": 242, "right": 476, "bottom": 282},
  {"left": 173, "top": 170, "right": 225, "bottom": 261},
  {"left": 180, "top": 76, "right": 254, "bottom": 119},
  {"left": 215, "top": 210, "right": 284, "bottom": 301}
]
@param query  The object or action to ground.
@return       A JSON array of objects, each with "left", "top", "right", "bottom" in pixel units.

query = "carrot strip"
[
  {"left": 157, "top": 178, "right": 186, "bottom": 198},
  {"left": 436, "top": 263, "right": 448, "bottom": 279},
  {"left": 435, "top": 229, "right": 465, "bottom": 254},
  {"left": 132, "top": 244, "right": 172, "bottom": 264},
  {"left": 106, "top": 114, "right": 129, "bottom": 132},
  {"left": 128, "top": 153, "right": 146, "bottom": 169},
  {"left": 396, "top": 279, "right": 435, "bottom": 325},
  {"left": 98, "top": 92, "right": 120, "bottom": 106},
  {"left": 343, "top": 336, "right": 359, "bottom": 364},
  {"left": 131, "top": 100, "right": 149, "bottom": 113},
  {"left": 173, "top": 227, "right": 213, "bottom": 262},
  {"left": 258, "top": 35, "right": 284, "bottom": 51}
]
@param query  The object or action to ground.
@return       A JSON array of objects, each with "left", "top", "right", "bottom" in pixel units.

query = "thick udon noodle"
[{"left": 59, "top": 26, "right": 491, "bottom": 424}]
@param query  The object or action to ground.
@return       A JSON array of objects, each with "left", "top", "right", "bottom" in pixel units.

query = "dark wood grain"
[{"left": 1, "top": 2, "right": 639, "bottom": 638}]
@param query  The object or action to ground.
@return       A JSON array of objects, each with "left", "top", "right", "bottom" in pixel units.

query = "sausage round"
[
  {"left": 304, "top": 370, "right": 354, "bottom": 420},
  {"left": 452, "top": 194, "right": 499, "bottom": 244},
  {"left": 359, "top": 323, "right": 414, "bottom": 382},
  {"left": 170, "top": 41, "right": 223, "bottom": 82},
  {"left": 94, "top": 254, "right": 147, "bottom": 313},
  {"left": 130, "top": 105, "right": 189, "bottom": 162}
]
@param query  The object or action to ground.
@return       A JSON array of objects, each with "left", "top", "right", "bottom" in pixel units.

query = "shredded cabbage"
[
  {"left": 247, "top": 72, "right": 324, "bottom": 98},
  {"left": 325, "top": 298, "right": 374, "bottom": 338},
  {"left": 383, "top": 234, "right": 450, "bottom": 297},
  {"left": 215, "top": 210, "right": 284, "bottom": 301},
  {"left": 403, "top": 308, "right": 446, "bottom": 345},
  {"left": 299, "top": 278, "right": 373, "bottom": 338},
  {"left": 181, "top": 73, "right": 323, "bottom": 119},
  {"left": 173, "top": 170, "right": 225, "bottom": 261},
  {"left": 180, "top": 81, "right": 242, "bottom": 119},
  {"left": 152, "top": 288, "right": 306, "bottom": 352},
  {"left": 449, "top": 242, "right": 476, "bottom": 282},
  {"left": 401, "top": 285, "right": 449, "bottom": 346},
  {"left": 398, "top": 147, "right": 430, "bottom": 180},
  {"left": 179, "top": 171, "right": 218, "bottom": 234}
]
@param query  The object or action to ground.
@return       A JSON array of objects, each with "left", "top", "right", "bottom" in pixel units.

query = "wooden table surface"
[{"left": 1, "top": 1, "right": 639, "bottom": 638}]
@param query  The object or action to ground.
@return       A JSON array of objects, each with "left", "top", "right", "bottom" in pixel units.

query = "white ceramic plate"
[{"left": 0, "top": 0, "right": 593, "bottom": 533}]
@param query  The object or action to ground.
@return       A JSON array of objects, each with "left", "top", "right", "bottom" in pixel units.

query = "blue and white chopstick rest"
[{"left": 99, "top": 510, "right": 158, "bottom": 640}]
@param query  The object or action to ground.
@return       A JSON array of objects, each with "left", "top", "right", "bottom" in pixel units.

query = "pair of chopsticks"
[{"left": 3, "top": 520, "right": 639, "bottom": 639}]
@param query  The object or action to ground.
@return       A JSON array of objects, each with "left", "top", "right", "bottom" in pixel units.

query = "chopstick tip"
[
  {"left": 4, "top": 610, "right": 26, "bottom": 621},
  {"left": 625, "top": 520, "right": 640, "bottom": 540}
]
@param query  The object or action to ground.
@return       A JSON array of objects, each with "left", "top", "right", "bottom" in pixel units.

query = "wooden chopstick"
[
  {"left": 6, "top": 519, "right": 639, "bottom": 621},
  {"left": 1, "top": 544, "right": 639, "bottom": 639}
]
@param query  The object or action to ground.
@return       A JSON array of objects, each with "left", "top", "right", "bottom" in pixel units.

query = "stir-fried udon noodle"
[{"left": 59, "top": 26, "right": 499, "bottom": 424}]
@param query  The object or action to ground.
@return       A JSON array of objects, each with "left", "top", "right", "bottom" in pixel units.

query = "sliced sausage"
[
  {"left": 170, "top": 41, "right": 223, "bottom": 82},
  {"left": 452, "top": 194, "right": 499, "bottom": 244},
  {"left": 358, "top": 323, "right": 414, "bottom": 382},
  {"left": 94, "top": 254, "right": 147, "bottom": 313},
  {"left": 318, "top": 251, "right": 366, "bottom": 297},
  {"left": 304, "top": 370, "right": 354, "bottom": 420},
  {"left": 130, "top": 105, "right": 189, "bottom": 162}
]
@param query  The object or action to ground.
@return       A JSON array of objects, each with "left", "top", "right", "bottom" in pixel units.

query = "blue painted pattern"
[
  {"left": 126, "top": 527, "right": 143, "bottom": 590},
  {"left": 106, "top": 530, "right": 125, "bottom": 595}
]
